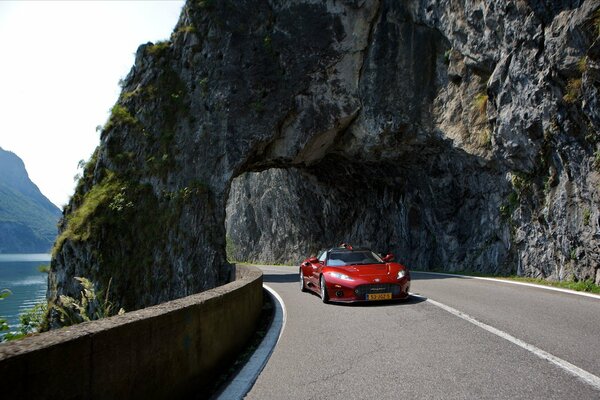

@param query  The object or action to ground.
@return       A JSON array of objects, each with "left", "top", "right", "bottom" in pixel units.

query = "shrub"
[
  {"left": 0, "top": 289, "right": 11, "bottom": 338},
  {"left": 104, "top": 104, "right": 138, "bottom": 131},
  {"left": 563, "top": 78, "right": 582, "bottom": 103},
  {"left": 2, "top": 302, "right": 48, "bottom": 341},
  {"left": 146, "top": 40, "right": 171, "bottom": 57}
]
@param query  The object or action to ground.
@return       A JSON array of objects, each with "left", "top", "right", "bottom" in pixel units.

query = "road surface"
[{"left": 245, "top": 267, "right": 600, "bottom": 399}]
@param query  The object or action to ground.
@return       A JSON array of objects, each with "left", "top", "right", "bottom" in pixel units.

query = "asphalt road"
[{"left": 245, "top": 267, "right": 600, "bottom": 399}]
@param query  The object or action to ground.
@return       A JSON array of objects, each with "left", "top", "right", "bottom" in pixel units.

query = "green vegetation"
[
  {"left": 583, "top": 208, "right": 591, "bottom": 226},
  {"left": 444, "top": 49, "right": 452, "bottom": 64},
  {"left": 104, "top": 104, "right": 139, "bottom": 132},
  {"left": 0, "top": 289, "right": 11, "bottom": 337},
  {"left": 500, "top": 191, "right": 519, "bottom": 219},
  {"left": 173, "top": 25, "right": 196, "bottom": 40},
  {"left": 510, "top": 172, "right": 532, "bottom": 197},
  {"left": 578, "top": 56, "right": 588, "bottom": 74},
  {"left": 2, "top": 302, "right": 48, "bottom": 341},
  {"left": 54, "top": 277, "right": 124, "bottom": 326},
  {"left": 1, "top": 287, "right": 50, "bottom": 342},
  {"left": 146, "top": 40, "right": 171, "bottom": 57},
  {"left": 473, "top": 92, "right": 488, "bottom": 116},
  {"left": 226, "top": 235, "right": 236, "bottom": 262},
  {"left": 56, "top": 163, "right": 214, "bottom": 313},
  {"left": 570, "top": 248, "right": 577, "bottom": 261},
  {"left": 563, "top": 78, "right": 582, "bottom": 103},
  {"left": 198, "top": 77, "right": 209, "bottom": 94},
  {"left": 121, "top": 87, "right": 142, "bottom": 101},
  {"left": 500, "top": 172, "right": 533, "bottom": 219},
  {"left": 505, "top": 276, "right": 600, "bottom": 294},
  {"left": 54, "top": 171, "right": 129, "bottom": 255}
]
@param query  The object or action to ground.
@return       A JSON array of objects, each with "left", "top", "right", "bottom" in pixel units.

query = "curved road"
[{"left": 245, "top": 266, "right": 600, "bottom": 399}]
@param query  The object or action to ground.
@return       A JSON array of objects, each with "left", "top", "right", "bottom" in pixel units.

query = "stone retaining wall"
[{"left": 0, "top": 264, "right": 263, "bottom": 399}]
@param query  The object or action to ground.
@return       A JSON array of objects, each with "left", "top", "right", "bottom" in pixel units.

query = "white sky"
[{"left": 0, "top": 0, "right": 185, "bottom": 208}]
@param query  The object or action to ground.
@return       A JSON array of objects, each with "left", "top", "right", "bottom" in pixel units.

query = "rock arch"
[{"left": 50, "top": 0, "right": 600, "bottom": 315}]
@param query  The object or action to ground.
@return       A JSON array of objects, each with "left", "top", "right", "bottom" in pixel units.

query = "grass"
[
  {"left": 104, "top": 104, "right": 139, "bottom": 131},
  {"left": 418, "top": 269, "right": 600, "bottom": 294},
  {"left": 146, "top": 40, "right": 170, "bottom": 57},
  {"left": 563, "top": 78, "right": 582, "bottom": 103},
  {"left": 54, "top": 277, "right": 124, "bottom": 327},
  {"left": 53, "top": 171, "right": 125, "bottom": 255},
  {"left": 473, "top": 92, "right": 488, "bottom": 116},
  {"left": 172, "top": 25, "right": 196, "bottom": 40}
]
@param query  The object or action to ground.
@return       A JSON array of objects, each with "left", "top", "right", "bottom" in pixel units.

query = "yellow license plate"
[{"left": 367, "top": 293, "right": 392, "bottom": 301}]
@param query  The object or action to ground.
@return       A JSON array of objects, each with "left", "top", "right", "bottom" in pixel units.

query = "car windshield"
[{"left": 327, "top": 250, "right": 384, "bottom": 266}]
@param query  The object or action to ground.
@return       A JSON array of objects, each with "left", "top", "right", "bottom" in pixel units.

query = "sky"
[{"left": 0, "top": 0, "right": 185, "bottom": 208}]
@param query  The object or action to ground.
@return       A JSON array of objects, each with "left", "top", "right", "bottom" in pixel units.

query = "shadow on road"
[
  {"left": 263, "top": 273, "right": 298, "bottom": 284},
  {"left": 335, "top": 294, "right": 427, "bottom": 308},
  {"left": 411, "top": 271, "right": 469, "bottom": 281}
]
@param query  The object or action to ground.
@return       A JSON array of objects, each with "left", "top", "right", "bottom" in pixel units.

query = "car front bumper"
[{"left": 324, "top": 278, "right": 411, "bottom": 303}]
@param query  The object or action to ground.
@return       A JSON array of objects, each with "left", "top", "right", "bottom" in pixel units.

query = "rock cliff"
[{"left": 51, "top": 0, "right": 600, "bottom": 317}]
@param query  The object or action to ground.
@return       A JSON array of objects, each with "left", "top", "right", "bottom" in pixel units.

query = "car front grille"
[{"left": 355, "top": 283, "right": 402, "bottom": 297}]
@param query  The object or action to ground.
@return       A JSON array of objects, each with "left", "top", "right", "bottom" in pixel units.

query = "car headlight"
[
  {"left": 329, "top": 272, "right": 354, "bottom": 281},
  {"left": 397, "top": 270, "right": 406, "bottom": 280}
]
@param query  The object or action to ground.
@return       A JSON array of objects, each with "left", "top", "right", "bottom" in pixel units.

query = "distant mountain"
[{"left": 0, "top": 147, "right": 61, "bottom": 253}]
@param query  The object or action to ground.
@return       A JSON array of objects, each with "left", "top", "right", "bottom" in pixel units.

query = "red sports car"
[{"left": 299, "top": 245, "right": 411, "bottom": 303}]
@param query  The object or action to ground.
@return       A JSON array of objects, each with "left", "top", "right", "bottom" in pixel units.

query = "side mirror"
[
  {"left": 382, "top": 253, "right": 394, "bottom": 262},
  {"left": 308, "top": 257, "right": 319, "bottom": 264}
]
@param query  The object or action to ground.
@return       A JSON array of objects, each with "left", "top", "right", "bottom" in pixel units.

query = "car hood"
[{"left": 337, "top": 264, "right": 392, "bottom": 277}]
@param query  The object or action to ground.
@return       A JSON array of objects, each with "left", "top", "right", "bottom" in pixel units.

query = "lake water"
[{"left": 0, "top": 254, "right": 49, "bottom": 331}]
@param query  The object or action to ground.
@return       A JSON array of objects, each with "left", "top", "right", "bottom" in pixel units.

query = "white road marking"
[
  {"left": 215, "top": 285, "right": 287, "bottom": 400},
  {"left": 411, "top": 294, "right": 600, "bottom": 391},
  {"left": 414, "top": 271, "right": 600, "bottom": 300}
]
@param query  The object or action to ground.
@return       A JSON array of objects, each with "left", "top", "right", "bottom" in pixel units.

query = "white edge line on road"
[
  {"left": 411, "top": 294, "right": 600, "bottom": 391},
  {"left": 414, "top": 271, "right": 600, "bottom": 300},
  {"left": 215, "top": 285, "right": 287, "bottom": 400}
]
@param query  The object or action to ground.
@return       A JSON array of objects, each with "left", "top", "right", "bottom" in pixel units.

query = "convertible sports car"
[{"left": 299, "top": 244, "right": 411, "bottom": 303}]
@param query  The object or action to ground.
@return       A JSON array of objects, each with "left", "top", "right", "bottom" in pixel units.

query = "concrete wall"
[{"left": 0, "top": 264, "right": 263, "bottom": 399}]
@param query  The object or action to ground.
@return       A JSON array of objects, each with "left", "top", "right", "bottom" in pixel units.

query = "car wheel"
[
  {"left": 320, "top": 275, "right": 329, "bottom": 303},
  {"left": 299, "top": 269, "right": 307, "bottom": 292}
]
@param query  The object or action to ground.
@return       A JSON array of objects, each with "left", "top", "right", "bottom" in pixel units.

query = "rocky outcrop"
[
  {"left": 0, "top": 147, "right": 60, "bottom": 253},
  {"left": 51, "top": 0, "right": 600, "bottom": 319},
  {"left": 227, "top": 0, "right": 600, "bottom": 284}
]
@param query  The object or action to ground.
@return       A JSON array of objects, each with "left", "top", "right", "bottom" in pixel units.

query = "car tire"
[
  {"left": 320, "top": 275, "right": 329, "bottom": 303},
  {"left": 299, "top": 269, "right": 307, "bottom": 292}
]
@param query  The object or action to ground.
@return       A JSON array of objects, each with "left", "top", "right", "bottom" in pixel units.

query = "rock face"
[
  {"left": 51, "top": 0, "right": 600, "bottom": 318},
  {"left": 0, "top": 147, "right": 61, "bottom": 253}
]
